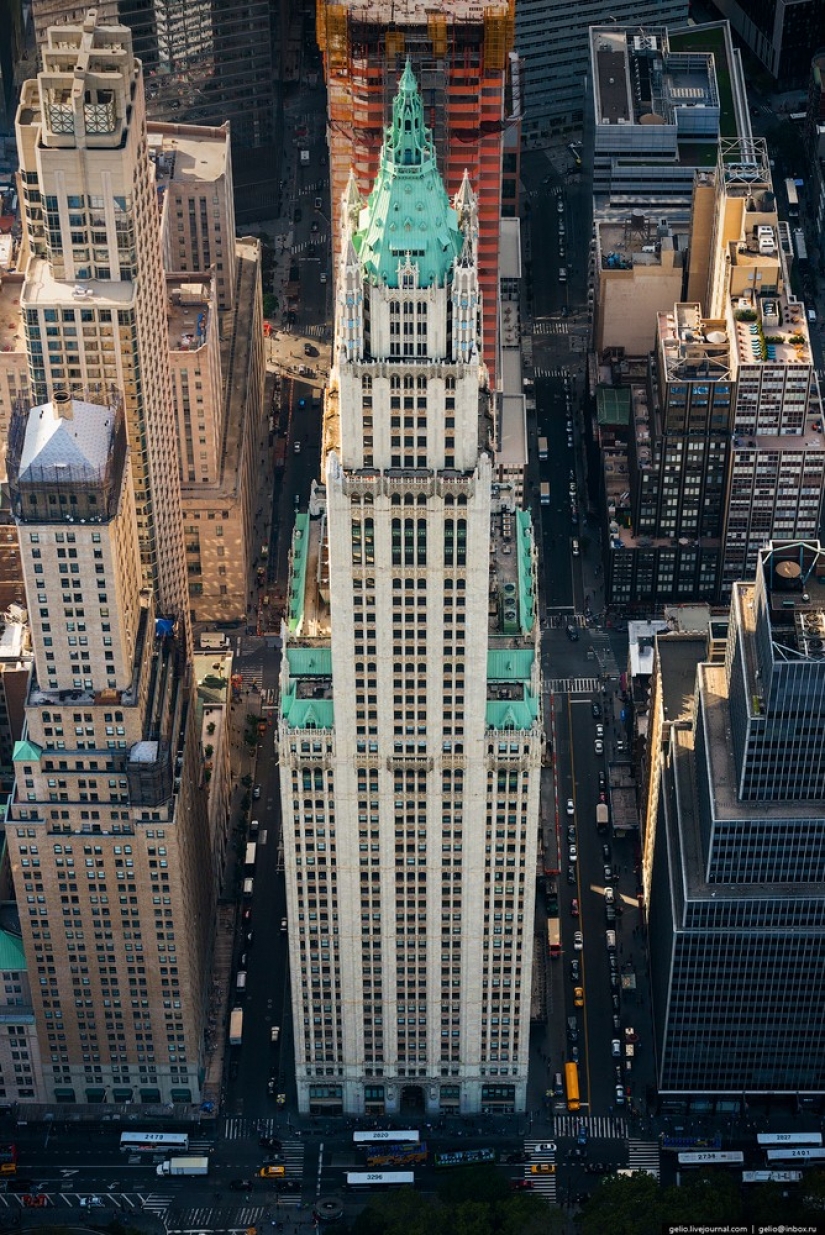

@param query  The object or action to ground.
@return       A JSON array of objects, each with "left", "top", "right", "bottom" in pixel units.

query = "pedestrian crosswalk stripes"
[
  {"left": 534, "top": 321, "right": 570, "bottom": 335},
  {"left": 522, "top": 1139, "right": 556, "bottom": 1202},
  {"left": 166, "top": 1196, "right": 304, "bottom": 1234},
  {"left": 546, "top": 613, "right": 587, "bottom": 629},
  {"left": 188, "top": 1138, "right": 215, "bottom": 1152},
  {"left": 140, "top": 1194, "right": 173, "bottom": 1217},
  {"left": 627, "top": 1139, "right": 661, "bottom": 1180},
  {"left": 534, "top": 366, "right": 570, "bottom": 378},
  {"left": 548, "top": 677, "right": 600, "bottom": 696},
  {"left": 553, "top": 1113, "right": 628, "bottom": 1139}
]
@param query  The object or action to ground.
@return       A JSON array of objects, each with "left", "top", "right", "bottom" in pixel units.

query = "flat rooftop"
[
  {"left": 597, "top": 219, "right": 687, "bottom": 272},
  {"left": 657, "top": 633, "right": 707, "bottom": 725},
  {"left": 0, "top": 274, "right": 26, "bottom": 356},
  {"left": 658, "top": 303, "right": 732, "bottom": 382},
  {"left": 21, "top": 257, "right": 135, "bottom": 307},
  {"left": 167, "top": 279, "right": 211, "bottom": 354},
  {"left": 594, "top": 31, "right": 631, "bottom": 125},
  {"left": 148, "top": 122, "right": 229, "bottom": 186},
  {"left": 730, "top": 287, "right": 814, "bottom": 369},
  {"left": 337, "top": 0, "right": 497, "bottom": 22}
]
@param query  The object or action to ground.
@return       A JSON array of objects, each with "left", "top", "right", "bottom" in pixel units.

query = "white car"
[
  {"left": 566, "top": 798, "right": 575, "bottom": 816},
  {"left": 595, "top": 739, "right": 604, "bottom": 754},
  {"left": 611, "top": 1039, "right": 621, "bottom": 1057},
  {"left": 534, "top": 1141, "right": 556, "bottom": 1153},
  {"left": 568, "top": 845, "right": 578, "bottom": 863},
  {"left": 294, "top": 440, "right": 301, "bottom": 454},
  {"left": 80, "top": 1197, "right": 104, "bottom": 1209},
  {"left": 604, "top": 886, "right": 615, "bottom": 904},
  {"left": 573, "top": 931, "right": 584, "bottom": 950},
  {"left": 280, "top": 917, "right": 287, "bottom": 933},
  {"left": 271, "top": 1025, "right": 280, "bottom": 1043},
  {"left": 595, "top": 723, "right": 604, "bottom": 738}
]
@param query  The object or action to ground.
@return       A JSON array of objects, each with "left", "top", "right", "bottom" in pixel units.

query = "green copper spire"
[{"left": 354, "top": 61, "right": 464, "bottom": 289}]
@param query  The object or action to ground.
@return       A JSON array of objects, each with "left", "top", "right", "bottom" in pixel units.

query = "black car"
[
  {"left": 570, "top": 958, "right": 581, "bottom": 982},
  {"left": 506, "top": 1150, "right": 530, "bottom": 1164},
  {"left": 259, "top": 1135, "right": 282, "bottom": 1151},
  {"left": 7, "top": 1181, "right": 35, "bottom": 1195},
  {"left": 591, "top": 702, "right": 601, "bottom": 718},
  {"left": 229, "top": 1179, "right": 254, "bottom": 1193},
  {"left": 566, "top": 626, "right": 579, "bottom": 642},
  {"left": 602, "top": 843, "right": 611, "bottom": 862},
  {"left": 276, "top": 1179, "right": 302, "bottom": 1193},
  {"left": 598, "top": 771, "right": 607, "bottom": 789},
  {"left": 567, "top": 868, "right": 576, "bottom": 885},
  {"left": 293, "top": 207, "right": 302, "bottom": 224}
]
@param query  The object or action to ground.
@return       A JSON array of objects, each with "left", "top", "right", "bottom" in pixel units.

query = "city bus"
[
  {"left": 365, "top": 1143, "right": 428, "bottom": 1168},
  {"left": 757, "top": 1132, "right": 822, "bottom": 1147},
  {"left": 743, "top": 1171, "right": 803, "bottom": 1184},
  {"left": 352, "top": 1130, "right": 419, "bottom": 1145},
  {"left": 785, "top": 179, "right": 800, "bottom": 216},
  {"left": 677, "top": 1151, "right": 743, "bottom": 1168},
  {"left": 120, "top": 1132, "right": 190, "bottom": 1154},
  {"left": 565, "top": 1061, "right": 580, "bottom": 1112},
  {"left": 345, "top": 1171, "right": 414, "bottom": 1190},
  {"left": 0, "top": 1145, "right": 17, "bottom": 1176},
  {"left": 766, "top": 1147, "right": 825, "bottom": 1162},
  {"left": 434, "top": 1148, "right": 497, "bottom": 1168}
]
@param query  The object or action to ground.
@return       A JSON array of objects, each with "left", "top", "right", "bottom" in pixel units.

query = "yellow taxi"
[
  {"left": 259, "top": 1165, "right": 285, "bottom": 1179},
  {"left": 573, "top": 986, "right": 584, "bottom": 1007},
  {"left": 531, "top": 1163, "right": 556, "bottom": 1175}
]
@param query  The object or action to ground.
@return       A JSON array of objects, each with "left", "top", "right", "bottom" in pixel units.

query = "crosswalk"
[
  {"left": 141, "top": 1193, "right": 174, "bottom": 1217},
  {"left": 523, "top": 1137, "right": 556, "bottom": 1202},
  {"left": 290, "top": 236, "right": 328, "bottom": 254},
  {"left": 223, "top": 1114, "right": 285, "bottom": 1139},
  {"left": 546, "top": 612, "right": 587, "bottom": 628},
  {"left": 534, "top": 320, "right": 570, "bottom": 335},
  {"left": 553, "top": 1113, "right": 628, "bottom": 1139},
  {"left": 547, "top": 676, "right": 600, "bottom": 695},
  {"left": 534, "top": 366, "right": 571, "bottom": 379},
  {"left": 626, "top": 1138, "right": 661, "bottom": 1180},
  {"left": 166, "top": 1197, "right": 303, "bottom": 1233}
]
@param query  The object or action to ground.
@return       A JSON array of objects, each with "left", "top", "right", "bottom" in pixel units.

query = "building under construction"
[{"left": 317, "top": 0, "right": 520, "bottom": 387}]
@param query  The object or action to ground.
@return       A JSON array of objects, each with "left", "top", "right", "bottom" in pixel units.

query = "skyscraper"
[
  {"left": 278, "top": 65, "right": 542, "bottom": 1119},
  {"left": 1, "top": 12, "right": 213, "bottom": 1109},
  {"left": 317, "top": 0, "right": 519, "bottom": 387},
  {"left": 515, "top": 0, "right": 688, "bottom": 142},
  {"left": 6, "top": 393, "right": 212, "bottom": 1105},
  {"left": 647, "top": 540, "right": 825, "bottom": 1099},
  {"left": 30, "top": 0, "right": 278, "bottom": 153},
  {"left": 15, "top": 12, "right": 189, "bottom": 631}
]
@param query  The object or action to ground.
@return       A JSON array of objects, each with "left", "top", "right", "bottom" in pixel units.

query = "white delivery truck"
[
  {"left": 229, "top": 1007, "right": 244, "bottom": 1047},
  {"left": 156, "top": 1156, "right": 210, "bottom": 1177},
  {"left": 199, "top": 632, "right": 229, "bottom": 650}
]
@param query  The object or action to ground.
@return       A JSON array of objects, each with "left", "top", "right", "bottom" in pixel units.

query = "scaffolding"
[{"left": 319, "top": 0, "right": 518, "bottom": 388}]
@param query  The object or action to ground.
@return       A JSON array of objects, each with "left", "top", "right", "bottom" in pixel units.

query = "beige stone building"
[
  {"left": 3, "top": 12, "right": 264, "bottom": 629},
  {"left": 14, "top": 14, "right": 190, "bottom": 632},
  {"left": 6, "top": 393, "right": 212, "bottom": 1106},
  {"left": 175, "top": 239, "right": 264, "bottom": 624},
  {"left": 152, "top": 122, "right": 236, "bottom": 312}
]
